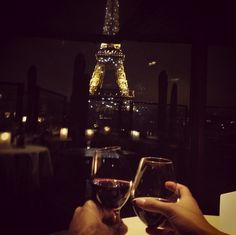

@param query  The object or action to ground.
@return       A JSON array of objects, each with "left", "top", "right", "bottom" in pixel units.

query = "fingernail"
[{"left": 133, "top": 198, "right": 146, "bottom": 206}]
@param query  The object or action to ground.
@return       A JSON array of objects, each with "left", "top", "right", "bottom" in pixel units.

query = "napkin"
[{"left": 220, "top": 191, "right": 236, "bottom": 235}]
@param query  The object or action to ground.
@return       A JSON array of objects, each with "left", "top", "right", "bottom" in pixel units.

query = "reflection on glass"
[
  {"left": 91, "top": 146, "right": 132, "bottom": 221},
  {"left": 131, "top": 157, "right": 178, "bottom": 229}
]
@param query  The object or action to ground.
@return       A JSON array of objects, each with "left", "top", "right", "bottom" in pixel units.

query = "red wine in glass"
[
  {"left": 131, "top": 157, "right": 178, "bottom": 229},
  {"left": 132, "top": 198, "right": 170, "bottom": 227},
  {"left": 91, "top": 146, "right": 133, "bottom": 218},
  {"left": 92, "top": 178, "right": 131, "bottom": 209}
]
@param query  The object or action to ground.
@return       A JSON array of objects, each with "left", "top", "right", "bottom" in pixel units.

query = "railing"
[
  {"left": 1, "top": 81, "right": 236, "bottom": 144},
  {"left": 0, "top": 81, "right": 67, "bottom": 133},
  {"left": 38, "top": 87, "right": 68, "bottom": 127},
  {"left": 0, "top": 81, "right": 24, "bottom": 130},
  {"left": 87, "top": 98, "right": 188, "bottom": 141}
]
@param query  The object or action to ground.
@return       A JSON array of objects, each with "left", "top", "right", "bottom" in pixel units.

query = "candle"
[
  {"left": 103, "top": 126, "right": 111, "bottom": 134},
  {"left": 130, "top": 130, "right": 140, "bottom": 140},
  {"left": 85, "top": 129, "right": 95, "bottom": 139},
  {"left": 22, "top": 116, "right": 27, "bottom": 123},
  {"left": 59, "top": 128, "right": 68, "bottom": 140},
  {"left": 85, "top": 129, "right": 95, "bottom": 149},
  {"left": 0, "top": 132, "right": 12, "bottom": 148}
]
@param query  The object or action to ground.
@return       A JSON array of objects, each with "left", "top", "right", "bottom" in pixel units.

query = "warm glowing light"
[
  {"left": 125, "top": 105, "right": 130, "bottom": 111},
  {"left": 85, "top": 129, "right": 95, "bottom": 139},
  {"left": 85, "top": 129, "right": 95, "bottom": 149},
  {"left": 169, "top": 77, "right": 180, "bottom": 82},
  {"left": 38, "top": 117, "right": 44, "bottom": 123},
  {"left": 22, "top": 116, "right": 27, "bottom": 122},
  {"left": 60, "top": 128, "right": 68, "bottom": 140},
  {"left": 93, "top": 123, "right": 99, "bottom": 128},
  {"left": 148, "top": 61, "right": 157, "bottom": 66},
  {"left": 103, "top": 0, "right": 120, "bottom": 35},
  {"left": 130, "top": 130, "right": 140, "bottom": 140},
  {"left": 0, "top": 132, "right": 11, "bottom": 147},
  {"left": 89, "top": 0, "right": 132, "bottom": 98},
  {"left": 4, "top": 112, "right": 11, "bottom": 118},
  {"left": 103, "top": 126, "right": 111, "bottom": 134},
  {"left": 1, "top": 132, "right": 10, "bottom": 141}
]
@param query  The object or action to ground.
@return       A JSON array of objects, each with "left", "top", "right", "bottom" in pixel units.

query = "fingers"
[
  {"left": 82, "top": 200, "right": 126, "bottom": 230},
  {"left": 82, "top": 200, "right": 102, "bottom": 218},
  {"left": 146, "top": 219, "right": 177, "bottom": 235},
  {"left": 70, "top": 206, "right": 81, "bottom": 225},
  {"left": 111, "top": 219, "right": 128, "bottom": 235},
  {"left": 133, "top": 182, "right": 195, "bottom": 221},
  {"left": 165, "top": 181, "right": 192, "bottom": 198},
  {"left": 146, "top": 226, "right": 176, "bottom": 235},
  {"left": 133, "top": 183, "right": 193, "bottom": 214},
  {"left": 164, "top": 181, "right": 177, "bottom": 192},
  {"left": 73, "top": 206, "right": 81, "bottom": 214},
  {"left": 102, "top": 211, "right": 117, "bottom": 225},
  {"left": 175, "top": 183, "right": 193, "bottom": 198},
  {"left": 70, "top": 200, "right": 128, "bottom": 235},
  {"left": 102, "top": 211, "right": 128, "bottom": 235},
  {"left": 133, "top": 197, "right": 174, "bottom": 217},
  {"left": 101, "top": 208, "right": 128, "bottom": 234}
]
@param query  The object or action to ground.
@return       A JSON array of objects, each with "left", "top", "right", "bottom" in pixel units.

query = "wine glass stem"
[{"left": 114, "top": 209, "right": 121, "bottom": 221}]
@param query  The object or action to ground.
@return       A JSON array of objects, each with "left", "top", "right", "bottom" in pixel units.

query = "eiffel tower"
[{"left": 89, "top": 0, "right": 133, "bottom": 97}]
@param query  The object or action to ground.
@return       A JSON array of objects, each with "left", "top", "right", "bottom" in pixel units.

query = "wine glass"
[
  {"left": 91, "top": 146, "right": 132, "bottom": 220},
  {"left": 131, "top": 157, "right": 178, "bottom": 229}
]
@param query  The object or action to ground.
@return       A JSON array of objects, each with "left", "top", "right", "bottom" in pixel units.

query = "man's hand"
[{"left": 69, "top": 200, "right": 127, "bottom": 235}]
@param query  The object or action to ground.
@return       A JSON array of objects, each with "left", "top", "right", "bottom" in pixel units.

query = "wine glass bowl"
[
  {"left": 131, "top": 157, "right": 178, "bottom": 228},
  {"left": 91, "top": 146, "right": 132, "bottom": 215}
]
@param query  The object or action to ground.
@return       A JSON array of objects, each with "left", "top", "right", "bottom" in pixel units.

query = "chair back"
[{"left": 220, "top": 191, "right": 236, "bottom": 234}]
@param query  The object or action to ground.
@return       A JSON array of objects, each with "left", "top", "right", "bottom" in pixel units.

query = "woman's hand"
[{"left": 134, "top": 182, "right": 228, "bottom": 235}]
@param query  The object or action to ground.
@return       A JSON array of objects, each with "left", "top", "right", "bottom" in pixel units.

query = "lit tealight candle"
[
  {"left": 0, "top": 132, "right": 12, "bottom": 148},
  {"left": 22, "top": 116, "right": 27, "bottom": 123},
  {"left": 103, "top": 126, "right": 111, "bottom": 134},
  {"left": 130, "top": 130, "right": 140, "bottom": 141},
  {"left": 85, "top": 129, "right": 95, "bottom": 149},
  {"left": 85, "top": 129, "right": 95, "bottom": 139},
  {"left": 60, "top": 128, "right": 68, "bottom": 140}
]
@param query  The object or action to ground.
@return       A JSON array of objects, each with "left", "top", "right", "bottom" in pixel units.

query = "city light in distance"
[
  {"left": 22, "top": 116, "right": 27, "bottom": 122},
  {"left": 148, "top": 61, "right": 157, "bottom": 66}
]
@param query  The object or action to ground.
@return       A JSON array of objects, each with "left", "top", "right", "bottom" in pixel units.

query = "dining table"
[
  {"left": 0, "top": 144, "right": 53, "bottom": 196},
  {"left": 0, "top": 144, "right": 54, "bottom": 232},
  {"left": 123, "top": 215, "right": 220, "bottom": 234},
  {"left": 53, "top": 215, "right": 220, "bottom": 235}
]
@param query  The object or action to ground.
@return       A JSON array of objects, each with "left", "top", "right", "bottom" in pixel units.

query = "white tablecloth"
[
  {"left": 0, "top": 144, "right": 53, "bottom": 191},
  {"left": 54, "top": 215, "right": 220, "bottom": 235},
  {"left": 123, "top": 215, "right": 219, "bottom": 235}
]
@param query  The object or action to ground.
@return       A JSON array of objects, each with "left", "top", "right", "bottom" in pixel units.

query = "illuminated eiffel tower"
[{"left": 89, "top": 0, "right": 133, "bottom": 97}]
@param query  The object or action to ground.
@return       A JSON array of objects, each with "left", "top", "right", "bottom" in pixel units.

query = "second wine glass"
[
  {"left": 91, "top": 146, "right": 132, "bottom": 219},
  {"left": 131, "top": 157, "right": 178, "bottom": 229}
]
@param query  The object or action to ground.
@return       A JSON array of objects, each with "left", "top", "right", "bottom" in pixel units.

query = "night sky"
[
  {"left": 1, "top": 0, "right": 236, "bottom": 108},
  {"left": 0, "top": 37, "right": 236, "bottom": 107}
]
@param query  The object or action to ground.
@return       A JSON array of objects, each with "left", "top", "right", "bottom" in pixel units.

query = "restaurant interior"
[{"left": 0, "top": 1, "right": 236, "bottom": 234}]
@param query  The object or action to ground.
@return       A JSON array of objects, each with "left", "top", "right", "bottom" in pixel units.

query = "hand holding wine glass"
[
  {"left": 131, "top": 157, "right": 178, "bottom": 231},
  {"left": 133, "top": 182, "right": 230, "bottom": 235},
  {"left": 91, "top": 146, "right": 132, "bottom": 223},
  {"left": 69, "top": 200, "right": 128, "bottom": 235}
]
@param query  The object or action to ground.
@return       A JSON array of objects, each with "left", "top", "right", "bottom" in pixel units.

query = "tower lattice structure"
[{"left": 89, "top": 0, "right": 131, "bottom": 97}]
